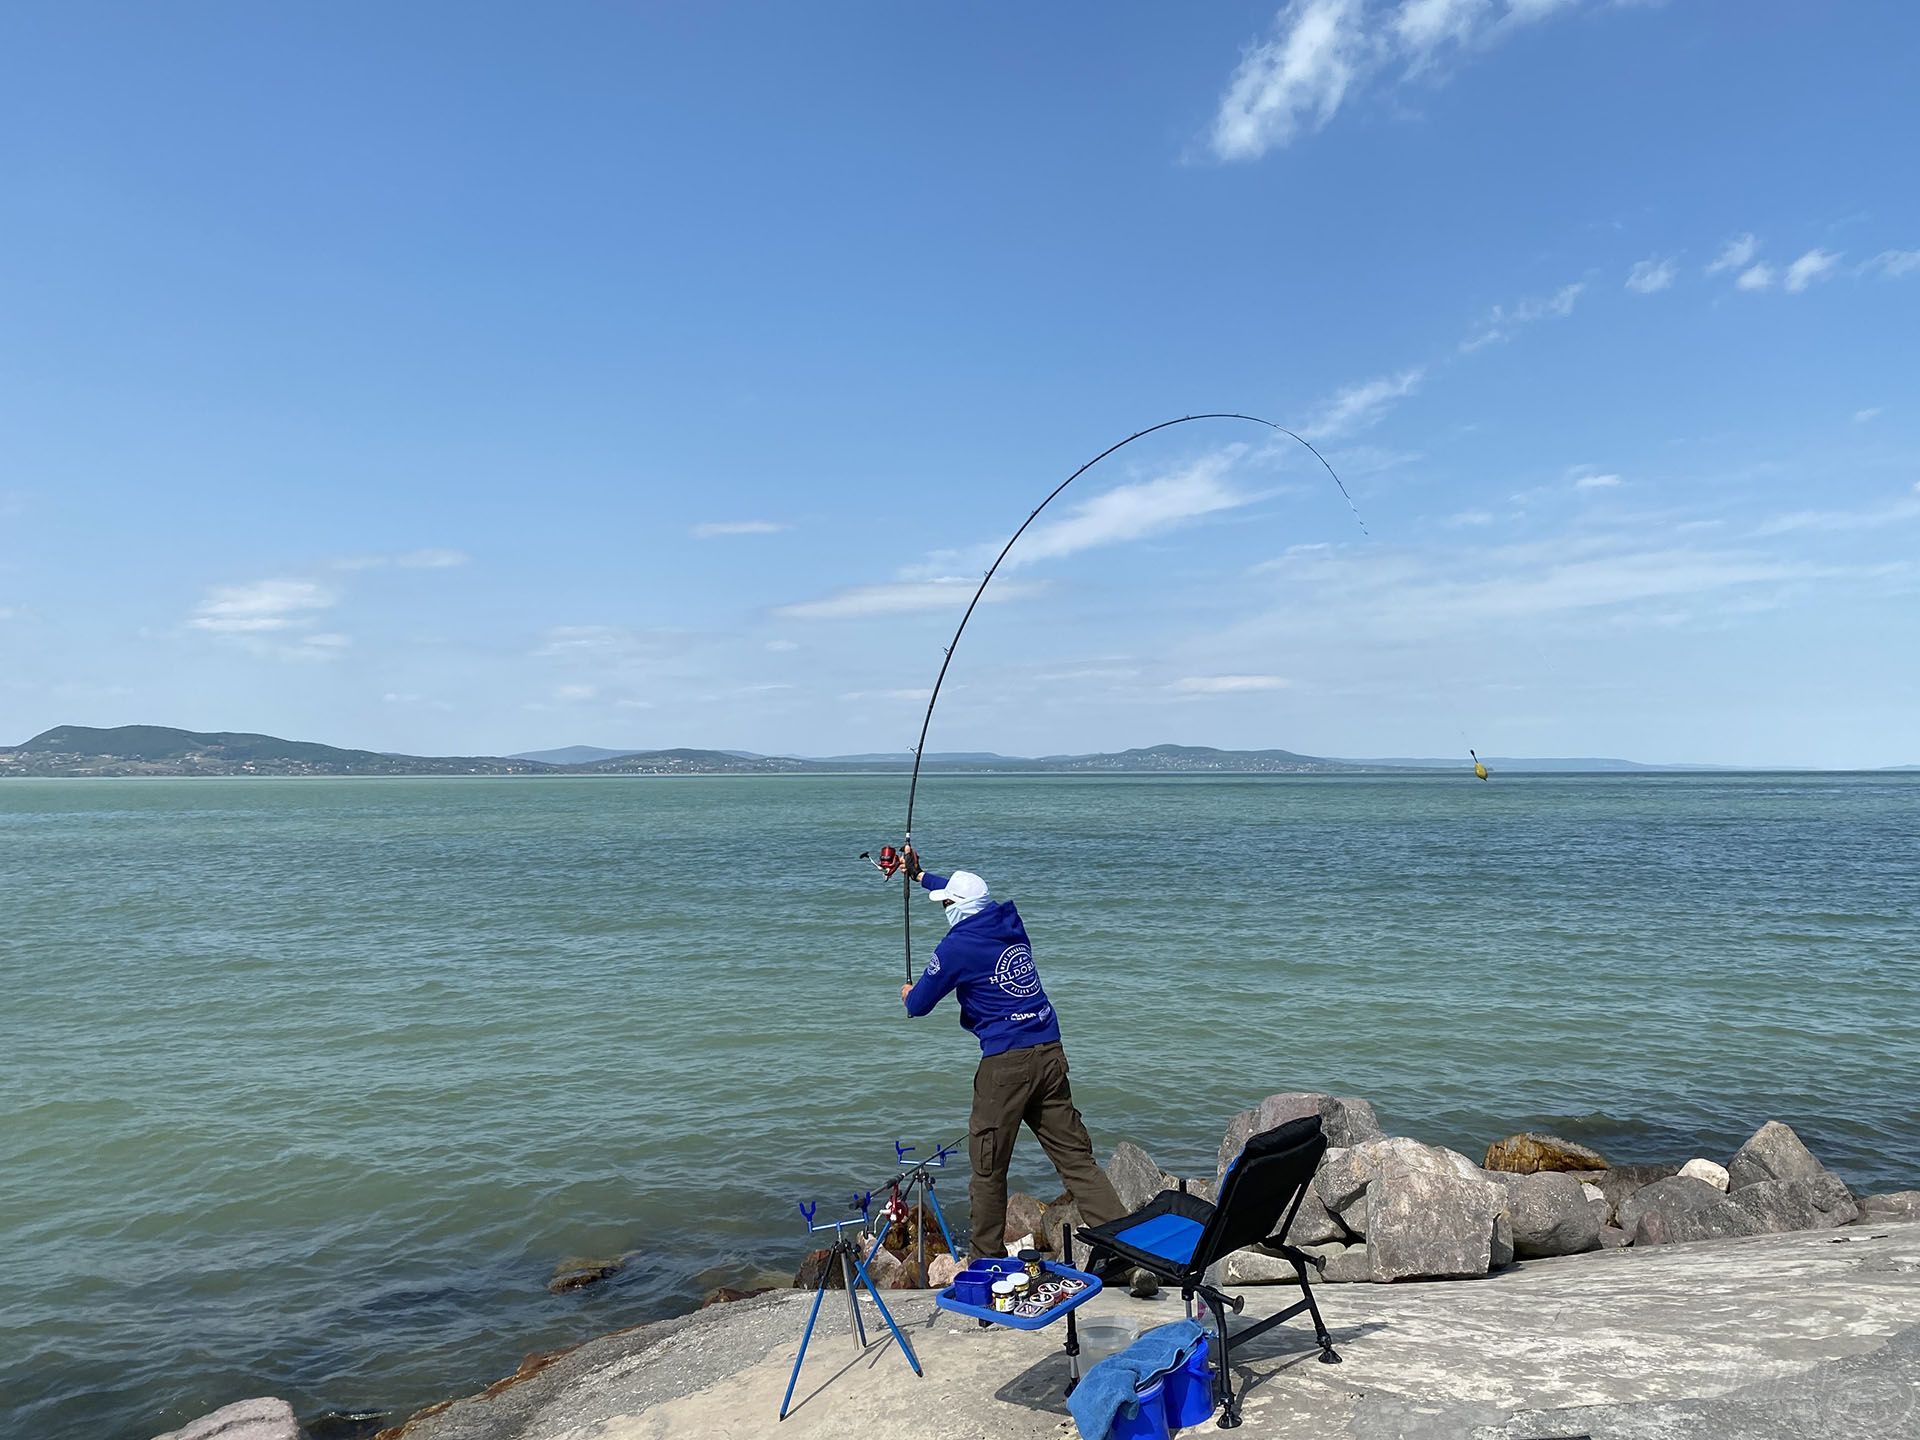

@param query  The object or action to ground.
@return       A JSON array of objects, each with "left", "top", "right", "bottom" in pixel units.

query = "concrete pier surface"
[{"left": 382, "top": 1221, "right": 1920, "bottom": 1439}]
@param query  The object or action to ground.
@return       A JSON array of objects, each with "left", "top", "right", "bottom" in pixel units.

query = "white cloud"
[
  {"left": 190, "top": 579, "right": 335, "bottom": 633},
  {"left": 776, "top": 577, "right": 1043, "bottom": 621},
  {"left": 1625, "top": 256, "right": 1677, "bottom": 294},
  {"left": 1460, "top": 282, "right": 1584, "bottom": 351},
  {"left": 1753, "top": 490, "right": 1920, "bottom": 536},
  {"left": 1444, "top": 510, "right": 1494, "bottom": 527},
  {"left": 1782, "top": 248, "right": 1840, "bottom": 293},
  {"left": 1706, "top": 233, "right": 1760, "bottom": 275},
  {"left": 1009, "top": 454, "right": 1255, "bottom": 566},
  {"left": 840, "top": 687, "right": 934, "bottom": 703},
  {"left": 1211, "top": 0, "right": 1366, "bottom": 162},
  {"left": 1735, "top": 262, "right": 1774, "bottom": 292},
  {"left": 1302, "top": 367, "right": 1425, "bottom": 439},
  {"left": 692, "top": 521, "right": 789, "bottom": 538},
  {"left": 1868, "top": 249, "right": 1920, "bottom": 279},
  {"left": 1395, "top": 0, "right": 1490, "bottom": 60},
  {"left": 1209, "top": 0, "right": 1633, "bottom": 161},
  {"left": 335, "top": 548, "right": 470, "bottom": 570},
  {"left": 1853, "top": 408, "right": 1882, "bottom": 425},
  {"left": 556, "top": 684, "right": 599, "bottom": 702},
  {"left": 1173, "top": 674, "right": 1292, "bottom": 693},
  {"left": 1573, "top": 472, "right": 1622, "bottom": 490}
]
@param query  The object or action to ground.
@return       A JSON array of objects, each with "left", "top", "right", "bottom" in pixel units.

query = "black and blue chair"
[{"left": 1075, "top": 1115, "right": 1340, "bottom": 1428}]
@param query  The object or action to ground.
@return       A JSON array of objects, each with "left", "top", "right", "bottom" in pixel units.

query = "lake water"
[{"left": 4, "top": 773, "right": 1917, "bottom": 1437}]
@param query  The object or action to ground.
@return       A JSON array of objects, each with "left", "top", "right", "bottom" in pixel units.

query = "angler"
[{"left": 895, "top": 845, "right": 1124, "bottom": 1262}]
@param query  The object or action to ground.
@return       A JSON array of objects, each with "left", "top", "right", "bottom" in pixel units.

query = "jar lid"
[{"left": 991, "top": 1279, "right": 1016, "bottom": 1294}]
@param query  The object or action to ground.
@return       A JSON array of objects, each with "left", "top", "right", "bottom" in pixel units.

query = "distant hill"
[
  {"left": 510, "top": 745, "right": 647, "bottom": 765},
  {"left": 2, "top": 724, "right": 1802, "bottom": 778}
]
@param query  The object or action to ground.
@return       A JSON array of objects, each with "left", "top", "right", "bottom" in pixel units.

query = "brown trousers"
[{"left": 968, "top": 1040, "right": 1124, "bottom": 1258}]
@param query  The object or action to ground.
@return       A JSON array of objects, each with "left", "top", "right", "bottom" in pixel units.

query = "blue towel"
[{"left": 1067, "top": 1319, "right": 1208, "bottom": 1440}]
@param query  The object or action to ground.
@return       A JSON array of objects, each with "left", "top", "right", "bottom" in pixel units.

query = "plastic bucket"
[
  {"left": 1077, "top": 1318, "right": 1142, "bottom": 1368},
  {"left": 1162, "top": 1336, "right": 1216, "bottom": 1428},
  {"left": 950, "top": 1276, "right": 991, "bottom": 1308},
  {"left": 1110, "top": 1379, "right": 1169, "bottom": 1440}
]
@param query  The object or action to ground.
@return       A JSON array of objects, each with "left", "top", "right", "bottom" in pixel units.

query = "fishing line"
[{"left": 894, "top": 413, "right": 1367, "bottom": 980}]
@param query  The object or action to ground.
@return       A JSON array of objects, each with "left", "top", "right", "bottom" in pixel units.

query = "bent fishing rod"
[{"left": 888, "top": 412, "right": 1365, "bottom": 981}]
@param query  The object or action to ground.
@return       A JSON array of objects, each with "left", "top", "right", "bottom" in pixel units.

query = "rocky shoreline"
[{"left": 152, "top": 1094, "right": 1920, "bottom": 1440}]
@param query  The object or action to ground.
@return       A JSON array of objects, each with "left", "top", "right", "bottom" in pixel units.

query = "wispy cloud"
[
  {"left": 1210, "top": 0, "right": 1366, "bottom": 161},
  {"left": 1867, "top": 249, "right": 1920, "bottom": 279},
  {"left": 1009, "top": 454, "right": 1256, "bottom": 566},
  {"left": 1625, "top": 256, "right": 1678, "bottom": 294},
  {"left": 1853, "top": 407, "right": 1882, "bottom": 425},
  {"left": 1444, "top": 509, "right": 1495, "bottom": 527},
  {"left": 1460, "top": 282, "right": 1584, "bottom": 352},
  {"left": 775, "top": 577, "right": 1043, "bottom": 621},
  {"left": 1301, "top": 367, "right": 1425, "bottom": 439},
  {"left": 1753, "top": 486, "right": 1920, "bottom": 536},
  {"left": 1573, "top": 472, "right": 1623, "bottom": 490},
  {"left": 1208, "top": 0, "right": 1640, "bottom": 162},
  {"left": 840, "top": 687, "right": 934, "bottom": 703},
  {"left": 1173, "top": 674, "right": 1291, "bottom": 693},
  {"left": 1735, "top": 262, "right": 1774, "bottom": 292},
  {"left": 1783, "top": 248, "right": 1841, "bottom": 293},
  {"left": 1706, "top": 233, "right": 1760, "bottom": 275},
  {"left": 335, "top": 548, "right": 470, "bottom": 570},
  {"left": 692, "top": 520, "right": 789, "bottom": 538},
  {"left": 190, "top": 579, "right": 335, "bottom": 633}
]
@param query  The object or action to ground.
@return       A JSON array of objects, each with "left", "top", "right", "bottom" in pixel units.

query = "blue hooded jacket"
[{"left": 902, "top": 873, "right": 1062, "bottom": 1057}]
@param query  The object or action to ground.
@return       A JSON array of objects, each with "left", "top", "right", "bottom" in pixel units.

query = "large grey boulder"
[
  {"left": 1618, "top": 1176, "right": 1766, "bottom": 1246},
  {"left": 1493, "top": 1170, "right": 1602, "bottom": 1258},
  {"left": 1336, "top": 1192, "right": 1369, "bottom": 1239},
  {"left": 1366, "top": 1161, "right": 1506, "bottom": 1281},
  {"left": 1483, "top": 1133, "right": 1608, "bottom": 1174},
  {"left": 1105, "top": 1142, "right": 1167, "bottom": 1213},
  {"left": 1861, "top": 1191, "right": 1920, "bottom": 1220},
  {"left": 1727, "top": 1121, "right": 1833, "bottom": 1191},
  {"left": 1217, "top": 1092, "right": 1384, "bottom": 1178},
  {"left": 1315, "top": 1136, "right": 1480, "bottom": 1212},
  {"left": 1565, "top": 1163, "right": 1679, "bottom": 1224},
  {"left": 152, "top": 1398, "right": 299, "bottom": 1440},
  {"left": 1004, "top": 1192, "right": 1047, "bottom": 1249},
  {"left": 1726, "top": 1174, "right": 1858, "bottom": 1232}
]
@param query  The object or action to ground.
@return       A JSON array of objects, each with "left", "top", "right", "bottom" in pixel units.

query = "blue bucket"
[
  {"left": 950, "top": 1276, "right": 992, "bottom": 1308},
  {"left": 1162, "top": 1336, "right": 1215, "bottom": 1428},
  {"left": 1110, "top": 1379, "right": 1169, "bottom": 1440}
]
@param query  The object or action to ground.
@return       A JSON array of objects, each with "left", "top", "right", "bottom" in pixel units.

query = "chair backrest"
[{"left": 1195, "top": 1115, "right": 1327, "bottom": 1265}]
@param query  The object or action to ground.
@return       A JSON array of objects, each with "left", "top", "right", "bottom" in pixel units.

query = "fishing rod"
[{"left": 891, "top": 412, "right": 1366, "bottom": 981}]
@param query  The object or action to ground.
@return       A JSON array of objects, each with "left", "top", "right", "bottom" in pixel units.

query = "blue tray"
[{"left": 934, "top": 1261, "right": 1104, "bottom": 1330}]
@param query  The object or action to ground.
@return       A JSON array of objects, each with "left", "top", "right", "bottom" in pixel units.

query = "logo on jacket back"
[{"left": 993, "top": 943, "right": 1042, "bottom": 999}]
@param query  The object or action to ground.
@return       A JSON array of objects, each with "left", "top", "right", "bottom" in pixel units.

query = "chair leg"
[
  {"left": 1292, "top": 1262, "right": 1341, "bottom": 1364},
  {"left": 1200, "top": 1292, "right": 1241, "bottom": 1428}
]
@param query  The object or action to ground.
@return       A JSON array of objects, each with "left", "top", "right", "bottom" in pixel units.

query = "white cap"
[{"left": 927, "top": 870, "right": 989, "bottom": 904}]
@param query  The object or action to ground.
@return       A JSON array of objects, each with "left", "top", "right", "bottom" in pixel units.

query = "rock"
[
  {"left": 1041, "top": 1200, "right": 1084, "bottom": 1260},
  {"left": 861, "top": 1240, "right": 906, "bottom": 1290},
  {"left": 1286, "top": 1181, "right": 1346, "bottom": 1246},
  {"left": 1323, "top": 1242, "right": 1372, "bottom": 1283},
  {"left": 1618, "top": 1176, "right": 1765, "bottom": 1247},
  {"left": 1253, "top": 1092, "right": 1387, "bottom": 1150},
  {"left": 1004, "top": 1233, "right": 1036, "bottom": 1258},
  {"left": 152, "top": 1398, "right": 301, "bottom": 1440},
  {"left": 699, "top": 1285, "right": 772, "bottom": 1308},
  {"left": 1003, "top": 1192, "right": 1047, "bottom": 1249},
  {"left": 1336, "top": 1193, "right": 1368, "bottom": 1239},
  {"left": 1679, "top": 1158, "right": 1731, "bottom": 1192},
  {"left": 1315, "top": 1136, "right": 1480, "bottom": 1212},
  {"left": 1483, "top": 1133, "right": 1609, "bottom": 1174},
  {"left": 1106, "top": 1142, "right": 1168, "bottom": 1212},
  {"left": 1493, "top": 1171, "right": 1602, "bottom": 1258},
  {"left": 1366, "top": 1161, "right": 1506, "bottom": 1281},
  {"left": 1491, "top": 1210, "right": 1514, "bottom": 1270},
  {"left": 547, "top": 1256, "right": 625, "bottom": 1293},
  {"left": 1726, "top": 1175, "right": 1858, "bottom": 1232},
  {"left": 1861, "top": 1191, "right": 1920, "bottom": 1220},
  {"left": 1223, "top": 1246, "right": 1306, "bottom": 1284},
  {"left": 1128, "top": 1269, "right": 1160, "bottom": 1298},
  {"left": 1596, "top": 1225, "right": 1630, "bottom": 1249},
  {"left": 1565, "top": 1164, "right": 1679, "bottom": 1224},
  {"left": 792, "top": 1248, "right": 842, "bottom": 1290},
  {"left": 1187, "top": 1177, "right": 1216, "bottom": 1205},
  {"left": 1727, "top": 1121, "right": 1831, "bottom": 1192},
  {"left": 926, "top": 1254, "right": 964, "bottom": 1288},
  {"left": 1580, "top": 1182, "right": 1611, "bottom": 1229},
  {"left": 1216, "top": 1108, "right": 1258, "bottom": 1179}
]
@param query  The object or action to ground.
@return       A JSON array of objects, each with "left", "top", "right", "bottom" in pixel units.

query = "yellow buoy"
[{"left": 1471, "top": 749, "right": 1490, "bottom": 781}]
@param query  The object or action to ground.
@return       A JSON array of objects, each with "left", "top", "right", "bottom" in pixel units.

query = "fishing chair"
[{"left": 1075, "top": 1115, "right": 1340, "bottom": 1429}]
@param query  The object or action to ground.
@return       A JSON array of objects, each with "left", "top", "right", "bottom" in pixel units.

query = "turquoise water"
[{"left": 3, "top": 773, "right": 1917, "bottom": 1437}]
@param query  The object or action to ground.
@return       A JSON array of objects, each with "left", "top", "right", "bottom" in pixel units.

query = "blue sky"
[{"left": 2, "top": 1, "right": 1915, "bottom": 766}]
